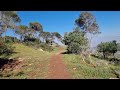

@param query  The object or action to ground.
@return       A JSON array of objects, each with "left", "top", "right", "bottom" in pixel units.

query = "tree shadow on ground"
[
  {"left": 60, "top": 51, "right": 70, "bottom": 54},
  {"left": 0, "top": 51, "right": 18, "bottom": 59},
  {"left": 0, "top": 58, "right": 14, "bottom": 70},
  {"left": 0, "top": 57, "right": 20, "bottom": 71},
  {"left": 109, "top": 58, "right": 120, "bottom": 65}
]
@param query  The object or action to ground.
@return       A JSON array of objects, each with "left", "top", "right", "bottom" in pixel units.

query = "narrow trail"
[{"left": 46, "top": 47, "right": 72, "bottom": 79}]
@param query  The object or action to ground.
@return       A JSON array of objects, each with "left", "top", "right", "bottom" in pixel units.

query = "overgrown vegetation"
[
  {"left": 0, "top": 11, "right": 62, "bottom": 54},
  {"left": 97, "top": 40, "right": 118, "bottom": 59},
  {"left": 63, "top": 54, "right": 120, "bottom": 79},
  {"left": 0, "top": 38, "right": 14, "bottom": 56},
  {"left": 0, "top": 44, "right": 51, "bottom": 79},
  {"left": 117, "top": 43, "right": 120, "bottom": 51},
  {"left": 0, "top": 11, "right": 120, "bottom": 79},
  {"left": 0, "top": 11, "right": 62, "bottom": 78},
  {"left": 62, "top": 27, "right": 88, "bottom": 54}
]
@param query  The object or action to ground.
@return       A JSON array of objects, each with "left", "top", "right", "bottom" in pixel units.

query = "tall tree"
[
  {"left": 75, "top": 11, "right": 100, "bottom": 63},
  {"left": 75, "top": 11, "right": 100, "bottom": 47},
  {"left": 117, "top": 42, "right": 120, "bottom": 51},
  {"left": 50, "top": 32, "right": 62, "bottom": 45},
  {"left": 39, "top": 31, "right": 46, "bottom": 42},
  {"left": 0, "top": 11, "right": 21, "bottom": 41},
  {"left": 97, "top": 42, "right": 110, "bottom": 59},
  {"left": 97, "top": 40, "right": 118, "bottom": 59},
  {"left": 15, "top": 25, "right": 28, "bottom": 42},
  {"left": 39, "top": 31, "right": 51, "bottom": 44},
  {"left": 29, "top": 22, "right": 43, "bottom": 38},
  {"left": 62, "top": 27, "right": 88, "bottom": 54},
  {"left": 53, "top": 32, "right": 62, "bottom": 40},
  {"left": 44, "top": 32, "right": 51, "bottom": 44},
  {"left": 109, "top": 40, "right": 117, "bottom": 58}
]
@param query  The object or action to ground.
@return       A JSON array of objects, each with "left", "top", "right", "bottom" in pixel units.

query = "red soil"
[{"left": 46, "top": 47, "right": 72, "bottom": 79}]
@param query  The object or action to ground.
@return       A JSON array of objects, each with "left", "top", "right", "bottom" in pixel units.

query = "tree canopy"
[
  {"left": 62, "top": 27, "right": 88, "bottom": 54},
  {"left": 97, "top": 40, "right": 118, "bottom": 58}
]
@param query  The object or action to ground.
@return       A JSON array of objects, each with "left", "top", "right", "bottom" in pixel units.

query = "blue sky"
[{"left": 6, "top": 11, "right": 120, "bottom": 47}]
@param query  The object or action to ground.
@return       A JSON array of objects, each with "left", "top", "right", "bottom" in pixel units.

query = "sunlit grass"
[
  {"left": 0, "top": 43, "right": 51, "bottom": 79},
  {"left": 63, "top": 54, "right": 120, "bottom": 79}
]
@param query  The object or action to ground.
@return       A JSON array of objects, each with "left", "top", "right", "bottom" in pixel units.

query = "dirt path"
[{"left": 46, "top": 47, "right": 72, "bottom": 79}]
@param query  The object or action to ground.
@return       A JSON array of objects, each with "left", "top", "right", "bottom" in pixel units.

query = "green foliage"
[
  {"left": 63, "top": 54, "right": 117, "bottom": 79},
  {"left": 15, "top": 25, "right": 28, "bottom": 42},
  {"left": 0, "top": 11, "right": 21, "bottom": 42},
  {"left": 75, "top": 11, "right": 99, "bottom": 34},
  {"left": 24, "top": 40, "right": 53, "bottom": 52},
  {"left": 97, "top": 40, "right": 118, "bottom": 59},
  {"left": 24, "top": 36, "right": 40, "bottom": 44},
  {"left": 75, "top": 11, "right": 100, "bottom": 53},
  {"left": 15, "top": 22, "right": 43, "bottom": 43},
  {"left": 42, "top": 32, "right": 51, "bottom": 44},
  {"left": 29, "top": 22, "right": 43, "bottom": 32},
  {"left": 39, "top": 42, "right": 53, "bottom": 52},
  {"left": 0, "top": 40, "right": 14, "bottom": 56},
  {"left": 3, "top": 36, "right": 20, "bottom": 43},
  {"left": 117, "top": 43, "right": 120, "bottom": 51},
  {"left": 62, "top": 27, "right": 88, "bottom": 54},
  {"left": 52, "top": 32, "right": 62, "bottom": 40},
  {"left": 109, "top": 40, "right": 117, "bottom": 55},
  {"left": 0, "top": 43, "right": 50, "bottom": 79}
]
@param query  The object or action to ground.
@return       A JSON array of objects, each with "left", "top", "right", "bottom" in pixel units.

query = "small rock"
[
  {"left": 19, "top": 59, "right": 23, "bottom": 62},
  {"left": 73, "top": 67, "right": 76, "bottom": 70},
  {"left": 18, "top": 57, "right": 22, "bottom": 60},
  {"left": 38, "top": 49, "right": 43, "bottom": 51},
  {"left": 18, "top": 58, "right": 24, "bottom": 62},
  {"left": 109, "top": 78, "right": 119, "bottom": 79},
  {"left": 22, "top": 64, "right": 27, "bottom": 67}
]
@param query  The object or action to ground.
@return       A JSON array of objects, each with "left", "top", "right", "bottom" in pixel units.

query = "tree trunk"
[
  {"left": 4, "top": 26, "right": 7, "bottom": 42},
  {"left": 103, "top": 52, "right": 105, "bottom": 59},
  {"left": 14, "top": 31, "right": 16, "bottom": 43},
  {"left": 81, "top": 53, "right": 86, "bottom": 63},
  {"left": 51, "top": 41, "right": 52, "bottom": 45},
  {"left": 88, "top": 34, "right": 93, "bottom": 64},
  {"left": 113, "top": 53, "right": 115, "bottom": 59},
  {"left": 20, "top": 36, "right": 22, "bottom": 43}
]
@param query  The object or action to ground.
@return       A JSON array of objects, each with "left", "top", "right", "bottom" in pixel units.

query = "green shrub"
[
  {"left": 4, "top": 36, "right": 20, "bottom": 43},
  {"left": 24, "top": 41, "right": 53, "bottom": 52},
  {"left": 0, "top": 42, "right": 14, "bottom": 56},
  {"left": 39, "top": 43, "right": 53, "bottom": 52},
  {"left": 97, "top": 40, "right": 117, "bottom": 59},
  {"left": 62, "top": 27, "right": 88, "bottom": 54}
]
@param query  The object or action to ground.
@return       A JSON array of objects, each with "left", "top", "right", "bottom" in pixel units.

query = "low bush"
[
  {"left": 0, "top": 42, "right": 14, "bottom": 56},
  {"left": 39, "top": 43, "right": 53, "bottom": 52},
  {"left": 3, "top": 36, "right": 20, "bottom": 43},
  {"left": 24, "top": 41, "right": 53, "bottom": 52}
]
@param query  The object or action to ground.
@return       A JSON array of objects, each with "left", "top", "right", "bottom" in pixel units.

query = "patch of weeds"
[
  {"left": 5, "top": 74, "right": 12, "bottom": 77},
  {"left": 110, "top": 67, "right": 120, "bottom": 78},
  {"left": 15, "top": 71, "right": 24, "bottom": 76},
  {"left": 0, "top": 73, "right": 3, "bottom": 77},
  {"left": 0, "top": 72, "right": 13, "bottom": 78}
]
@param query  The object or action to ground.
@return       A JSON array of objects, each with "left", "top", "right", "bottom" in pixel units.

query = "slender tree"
[
  {"left": 0, "top": 11, "right": 21, "bottom": 42},
  {"left": 75, "top": 11, "right": 100, "bottom": 63},
  {"left": 15, "top": 25, "right": 28, "bottom": 42},
  {"left": 29, "top": 22, "right": 43, "bottom": 38},
  {"left": 50, "top": 32, "right": 62, "bottom": 45}
]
